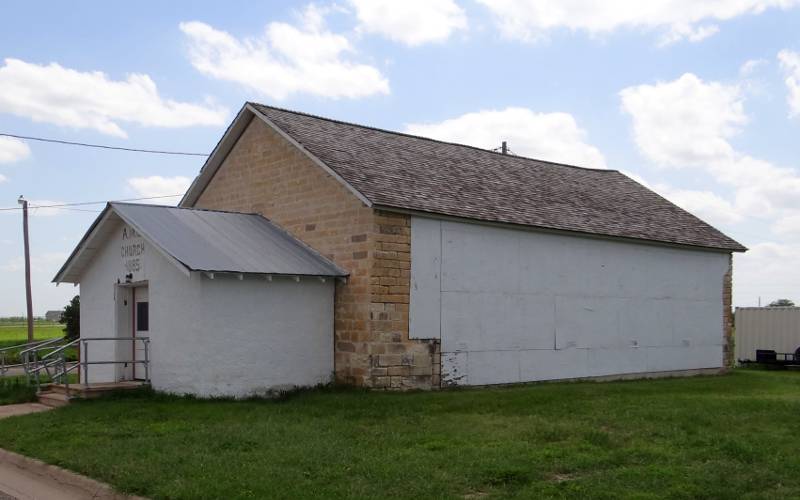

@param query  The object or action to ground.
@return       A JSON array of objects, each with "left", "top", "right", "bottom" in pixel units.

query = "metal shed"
[{"left": 734, "top": 307, "right": 800, "bottom": 363}]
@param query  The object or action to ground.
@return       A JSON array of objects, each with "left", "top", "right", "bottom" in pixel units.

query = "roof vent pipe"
[{"left": 501, "top": 141, "right": 508, "bottom": 155}]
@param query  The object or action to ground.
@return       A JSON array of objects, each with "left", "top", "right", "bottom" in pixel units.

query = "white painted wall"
[
  {"left": 409, "top": 217, "right": 729, "bottom": 385},
  {"left": 79, "top": 219, "right": 335, "bottom": 396}
]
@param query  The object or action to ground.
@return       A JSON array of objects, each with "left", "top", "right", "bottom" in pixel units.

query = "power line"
[
  {"left": 0, "top": 194, "right": 183, "bottom": 212},
  {"left": 34, "top": 207, "right": 103, "bottom": 214},
  {"left": 0, "top": 133, "right": 209, "bottom": 157}
]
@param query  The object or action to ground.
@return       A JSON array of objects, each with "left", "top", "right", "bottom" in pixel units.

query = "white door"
[{"left": 133, "top": 286, "right": 149, "bottom": 380}]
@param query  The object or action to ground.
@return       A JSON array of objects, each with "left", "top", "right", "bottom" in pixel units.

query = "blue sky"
[{"left": 1, "top": 0, "right": 799, "bottom": 315}]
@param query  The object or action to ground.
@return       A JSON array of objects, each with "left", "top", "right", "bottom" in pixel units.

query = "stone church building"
[{"left": 57, "top": 102, "right": 745, "bottom": 395}]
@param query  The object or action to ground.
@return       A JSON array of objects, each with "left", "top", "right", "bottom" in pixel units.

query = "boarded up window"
[{"left": 136, "top": 302, "right": 149, "bottom": 332}]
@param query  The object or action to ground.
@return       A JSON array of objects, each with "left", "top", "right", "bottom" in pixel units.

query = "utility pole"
[{"left": 18, "top": 196, "right": 33, "bottom": 342}]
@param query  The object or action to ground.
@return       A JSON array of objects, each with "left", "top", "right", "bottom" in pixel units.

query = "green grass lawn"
[
  {"left": 0, "top": 376, "right": 38, "bottom": 405},
  {"left": 0, "top": 374, "right": 78, "bottom": 405},
  {"left": 0, "top": 370, "right": 798, "bottom": 499}
]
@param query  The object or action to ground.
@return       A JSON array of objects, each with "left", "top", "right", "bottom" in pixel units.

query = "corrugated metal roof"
[{"left": 54, "top": 202, "right": 347, "bottom": 283}]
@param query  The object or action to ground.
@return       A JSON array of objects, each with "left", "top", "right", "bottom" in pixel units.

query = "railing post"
[
  {"left": 82, "top": 340, "right": 89, "bottom": 388},
  {"left": 23, "top": 351, "right": 30, "bottom": 385},
  {"left": 33, "top": 350, "right": 40, "bottom": 390},
  {"left": 144, "top": 339, "right": 150, "bottom": 384},
  {"left": 62, "top": 350, "right": 69, "bottom": 397}
]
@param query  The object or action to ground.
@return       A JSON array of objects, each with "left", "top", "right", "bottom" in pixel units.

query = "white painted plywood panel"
[
  {"left": 618, "top": 298, "right": 674, "bottom": 348},
  {"left": 672, "top": 299, "right": 722, "bottom": 346},
  {"left": 555, "top": 296, "right": 622, "bottom": 349},
  {"left": 441, "top": 223, "right": 520, "bottom": 293},
  {"left": 441, "top": 351, "right": 468, "bottom": 386},
  {"left": 440, "top": 291, "right": 555, "bottom": 352},
  {"left": 466, "top": 350, "right": 520, "bottom": 385},
  {"left": 644, "top": 344, "right": 722, "bottom": 372},
  {"left": 410, "top": 216, "right": 729, "bottom": 386},
  {"left": 410, "top": 218, "right": 441, "bottom": 339},
  {"left": 587, "top": 347, "right": 648, "bottom": 377},
  {"left": 519, "top": 348, "right": 590, "bottom": 381}
]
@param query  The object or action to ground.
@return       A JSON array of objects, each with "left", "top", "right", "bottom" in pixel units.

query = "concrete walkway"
[
  {"left": 0, "top": 404, "right": 51, "bottom": 420},
  {"left": 0, "top": 449, "right": 144, "bottom": 500}
]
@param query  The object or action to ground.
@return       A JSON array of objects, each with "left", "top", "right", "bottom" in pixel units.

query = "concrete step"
[
  {"left": 48, "top": 383, "right": 77, "bottom": 396},
  {"left": 48, "top": 381, "right": 145, "bottom": 399},
  {"left": 37, "top": 391, "right": 70, "bottom": 408}
]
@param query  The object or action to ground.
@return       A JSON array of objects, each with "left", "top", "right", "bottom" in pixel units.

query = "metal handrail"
[
  {"left": 20, "top": 336, "right": 151, "bottom": 396},
  {"left": 80, "top": 337, "right": 149, "bottom": 341},
  {"left": 40, "top": 338, "right": 79, "bottom": 361},
  {"left": 0, "top": 338, "right": 54, "bottom": 353},
  {"left": 0, "top": 339, "right": 56, "bottom": 375},
  {"left": 18, "top": 337, "right": 70, "bottom": 386},
  {"left": 29, "top": 358, "right": 66, "bottom": 375},
  {"left": 78, "top": 336, "right": 151, "bottom": 390},
  {"left": 19, "top": 337, "right": 63, "bottom": 357}
]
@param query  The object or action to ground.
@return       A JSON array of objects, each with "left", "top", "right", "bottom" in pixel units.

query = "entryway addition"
[{"left": 53, "top": 202, "right": 346, "bottom": 397}]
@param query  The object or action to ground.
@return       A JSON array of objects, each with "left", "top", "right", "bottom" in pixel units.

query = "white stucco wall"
[
  {"left": 409, "top": 217, "right": 729, "bottom": 386},
  {"left": 79, "top": 219, "right": 335, "bottom": 396}
]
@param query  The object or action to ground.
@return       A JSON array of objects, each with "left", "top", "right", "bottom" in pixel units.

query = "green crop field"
[
  {"left": 0, "top": 321, "right": 64, "bottom": 347},
  {"left": 0, "top": 321, "right": 73, "bottom": 363}
]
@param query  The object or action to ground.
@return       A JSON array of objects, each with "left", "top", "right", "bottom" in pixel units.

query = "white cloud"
[
  {"left": 348, "top": 0, "right": 467, "bottom": 46},
  {"left": 620, "top": 73, "right": 746, "bottom": 168},
  {"left": 620, "top": 72, "right": 800, "bottom": 218},
  {"left": 658, "top": 23, "right": 719, "bottom": 46},
  {"left": 739, "top": 58, "right": 767, "bottom": 76},
  {"left": 180, "top": 5, "right": 390, "bottom": 100},
  {"left": 0, "top": 174, "right": 7, "bottom": 183},
  {"left": 0, "top": 58, "right": 228, "bottom": 138},
  {"left": 734, "top": 242, "right": 800, "bottom": 305},
  {"left": 0, "top": 136, "right": 31, "bottom": 164},
  {"left": 772, "top": 214, "right": 800, "bottom": 239},
  {"left": 620, "top": 72, "right": 800, "bottom": 306},
  {"left": 658, "top": 186, "right": 743, "bottom": 225},
  {"left": 0, "top": 251, "right": 74, "bottom": 316},
  {"left": 621, "top": 171, "right": 742, "bottom": 226},
  {"left": 0, "top": 252, "right": 69, "bottom": 273},
  {"left": 778, "top": 49, "right": 800, "bottom": 117},
  {"left": 404, "top": 107, "right": 606, "bottom": 169},
  {"left": 476, "top": 0, "right": 800, "bottom": 44},
  {"left": 127, "top": 176, "right": 191, "bottom": 202}
]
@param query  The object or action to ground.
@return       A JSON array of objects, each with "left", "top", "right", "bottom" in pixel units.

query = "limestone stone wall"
[
  {"left": 366, "top": 211, "right": 440, "bottom": 389},
  {"left": 193, "top": 117, "right": 438, "bottom": 388},
  {"left": 723, "top": 254, "right": 734, "bottom": 368}
]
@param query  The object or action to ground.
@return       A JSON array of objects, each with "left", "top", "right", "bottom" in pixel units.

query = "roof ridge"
[
  {"left": 110, "top": 201, "right": 261, "bottom": 216},
  {"left": 249, "top": 102, "right": 616, "bottom": 174}
]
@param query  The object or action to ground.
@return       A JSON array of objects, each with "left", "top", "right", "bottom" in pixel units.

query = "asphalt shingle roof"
[{"left": 251, "top": 103, "right": 745, "bottom": 252}]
